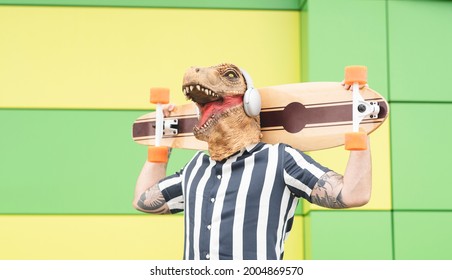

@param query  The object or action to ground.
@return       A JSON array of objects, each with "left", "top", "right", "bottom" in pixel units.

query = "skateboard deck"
[{"left": 132, "top": 82, "right": 389, "bottom": 152}]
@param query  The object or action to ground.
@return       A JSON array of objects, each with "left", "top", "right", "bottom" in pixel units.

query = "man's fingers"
[
  {"left": 341, "top": 80, "right": 368, "bottom": 91},
  {"left": 162, "top": 104, "right": 175, "bottom": 117}
]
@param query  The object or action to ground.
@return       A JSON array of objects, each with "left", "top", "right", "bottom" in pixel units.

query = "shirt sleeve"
[
  {"left": 282, "top": 145, "right": 330, "bottom": 202},
  {"left": 158, "top": 172, "right": 184, "bottom": 214}
]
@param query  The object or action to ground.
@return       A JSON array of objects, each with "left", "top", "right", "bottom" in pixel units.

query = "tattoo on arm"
[
  {"left": 137, "top": 184, "right": 170, "bottom": 214},
  {"left": 310, "top": 171, "right": 348, "bottom": 209}
]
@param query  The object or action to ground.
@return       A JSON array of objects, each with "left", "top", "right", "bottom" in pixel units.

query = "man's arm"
[
  {"left": 133, "top": 161, "right": 170, "bottom": 214},
  {"left": 310, "top": 136, "right": 372, "bottom": 208},
  {"left": 132, "top": 104, "right": 175, "bottom": 214}
]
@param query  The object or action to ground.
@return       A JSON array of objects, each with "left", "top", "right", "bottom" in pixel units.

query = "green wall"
[
  {"left": 388, "top": 0, "right": 452, "bottom": 260},
  {"left": 0, "top": 109, "right": 197, "bottom": 214},
  {"left": 303, "top": 0, "right": 452, "bottom": 260}
]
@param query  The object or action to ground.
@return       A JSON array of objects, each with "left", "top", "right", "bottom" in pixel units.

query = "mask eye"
[{"left": 224, "top": 70, "right": 238, "bottom": 79}]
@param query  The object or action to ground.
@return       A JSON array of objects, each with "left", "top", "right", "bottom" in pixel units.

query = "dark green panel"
[
  {"left": 0, "top": 0, "right": 301, "bottom": 10},
  {"left": 0, "top": 109, "right": 196, "bottom": 214},
  {"left": 388, "top": 1, "right": 452, "bottom": 102},
  {"left": 306, "top": 0, "right": 388, "bottom": 98},
  {"left": 394, "top": 211, "right": 452, "bottom": 260},
  {"left": 307, "top": 211, "right": 393, "bottom": 260},
  {"left": 391, "top": 103, "right": 452, "bottom": 210}
]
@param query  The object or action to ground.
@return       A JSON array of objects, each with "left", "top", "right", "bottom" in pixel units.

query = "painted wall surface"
[
  {"left": 304, "top": 0, "right": 452, "bottom": 260},
  {"left": 387, "top": 0, "right": 452, "bottom": 260},
  {"left": 1, "top": 0, "right": 451, "bottom": 260},
  {"left": 0, "top": 4, "right": 302, "bottom": 260},
  {"left": 0, "top": 6, "right": 300, "bottom": 109}
]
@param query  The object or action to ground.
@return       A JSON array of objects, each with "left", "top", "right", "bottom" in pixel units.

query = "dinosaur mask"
[{"left": 182, "top": 63, "right": 262, "bottom": 161}]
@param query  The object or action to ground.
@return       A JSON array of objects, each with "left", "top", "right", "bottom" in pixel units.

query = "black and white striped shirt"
[{"left": 158, "top": 142, "right": 329, "bottom": 260}]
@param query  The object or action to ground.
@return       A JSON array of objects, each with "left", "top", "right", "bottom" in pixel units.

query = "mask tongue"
[{"left": 198, "top": 95, "right": 243, "bottom": 126}]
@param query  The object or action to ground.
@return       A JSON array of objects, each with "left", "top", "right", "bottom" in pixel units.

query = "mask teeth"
[{"left": 184, "top": 85, "right": 219, "bottom": 99}]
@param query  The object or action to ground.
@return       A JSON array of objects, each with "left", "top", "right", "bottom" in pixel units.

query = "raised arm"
[
  {"left": 310, "top": 136, "right": 372, "bottom": 208},
  {"left": 132, "top": 104, "right": 175, "bottom": 214}
]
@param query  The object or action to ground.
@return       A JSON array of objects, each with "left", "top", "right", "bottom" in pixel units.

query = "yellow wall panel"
[
  {"left": 0, "top": 6, "right": 300, "bottom": 109},
  {"left": 0, "top": 215, "right": 184, "bottom": 260},
  {"left": 304, "top": 119, "right": 392, "bottom": 212},
  {"left": 0, "top": 215, "right": 304, "bottom": 260}
]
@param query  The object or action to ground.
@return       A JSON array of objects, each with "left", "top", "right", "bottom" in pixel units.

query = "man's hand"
[
  {"left": 163, "top": 104, "right": 175, "bottom": 117},
  {"left": 341, "top": 80, "right": 368, "bottom": 91}
]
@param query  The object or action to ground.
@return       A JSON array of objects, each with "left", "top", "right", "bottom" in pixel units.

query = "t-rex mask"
[{"left": 182, "top": 63, "right": 262, "bottom": 161}]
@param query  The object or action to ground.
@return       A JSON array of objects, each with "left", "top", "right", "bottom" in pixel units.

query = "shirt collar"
[
  {"left": 212, "top": 142, "right": 265, "bottom": 163},
  {"left": 244, "top": 142, "right": 264, "bottom": 154}
]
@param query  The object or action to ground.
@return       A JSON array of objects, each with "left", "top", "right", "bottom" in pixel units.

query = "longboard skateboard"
[{"left": 132, "top": 81, "right": 389, "bottom": 152}]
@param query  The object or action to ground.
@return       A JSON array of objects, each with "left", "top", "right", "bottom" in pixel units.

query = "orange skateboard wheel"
[
  {"left": 344, "top": 65, "right": 368, "bottom": 86},
  {"left": 148, "top": 146, "right": 169, "bottom": 163},
  {"left": 345, "top": 132, "right": 368, "bottom": 151},
  {"left": 150, "top": 88, "right": 170, "bottom": 104}
]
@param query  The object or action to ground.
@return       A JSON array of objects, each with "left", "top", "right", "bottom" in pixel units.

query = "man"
[{"left": 133, "top": 63, "right": 371, "bottom": 260}]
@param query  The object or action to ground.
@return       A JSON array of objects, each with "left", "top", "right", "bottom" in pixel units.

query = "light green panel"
[
  {"left": 306, "top": 0, "right": 388, "bottom": 97},
  {"left": 391, "top": 103, "right": 452, "bottom": 210},
  {"left": 300, "top": 7, "right": 308, "bottom": 82},
  {"left": 305, "top": 211, "right": 393, "bottom": 260},
  {"left": 0, "top": 109, "right": 195, "bottom": 214},
  {"left": 388, "top": 1, "right": 452, "bottom": 102},
  {"left": 394, "top": 211, "right": 452, "bottom": 260}
]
